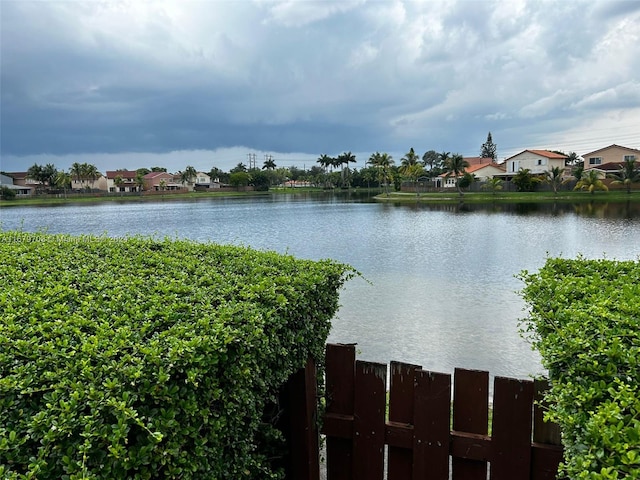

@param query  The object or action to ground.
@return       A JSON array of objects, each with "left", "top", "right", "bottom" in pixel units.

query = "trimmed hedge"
[
  {"left": 519, "top": 257, "right": 640, "bottom": 479},
  {"left": 0, "top": 232, "right": 354, "bottom": 479}
]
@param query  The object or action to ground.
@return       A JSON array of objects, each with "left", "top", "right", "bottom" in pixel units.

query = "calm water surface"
[{"left": 2, "top": 194, "right": 639, "bottom": 381}]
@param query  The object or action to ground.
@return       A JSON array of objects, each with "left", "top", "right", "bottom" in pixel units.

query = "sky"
[{"left": 1, "top": 0, "right": 639, "bottom": 175}]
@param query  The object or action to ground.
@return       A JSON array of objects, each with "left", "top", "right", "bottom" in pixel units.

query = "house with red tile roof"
[
  {"left": 437, "top": 161, "right": 505, "bottom": 188},
  {"left": 502, "top": 150, "right": 568, "bottom": 176}
]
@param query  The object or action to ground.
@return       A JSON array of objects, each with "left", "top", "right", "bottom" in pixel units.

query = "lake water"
[{"left": 2, "top": 193, "right": 639, "bottom": 382}]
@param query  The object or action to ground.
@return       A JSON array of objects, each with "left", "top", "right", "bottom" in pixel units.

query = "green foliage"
[
  {"left": 0, "top": 232, "right": 354, "bottom": 479},
  {"left": 1, "top": 186, "right": 17, "bottom": 200},
  {"left": 519, "top": 258, "right": 640, "bottom": 479},
  {"left": 512, "top": 168, "right": 541, "bottom": 192}
]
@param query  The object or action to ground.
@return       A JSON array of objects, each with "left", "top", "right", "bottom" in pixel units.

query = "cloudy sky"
[{"left": 1, "top": 0, "right": 639, "bottom": 174}]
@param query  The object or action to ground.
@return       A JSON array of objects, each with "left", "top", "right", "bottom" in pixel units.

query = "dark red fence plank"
[
  {"left": 282, "top": 359, "right": 320, "bottom": 480},
  {"left": 490, "top": 376, "right": 534, "bottom": 480},
  {"left": 412, "top": 370, "right": 451, "bottom": 480},
  {"left": 387, "top": 361, "right": 420, "bottom": 480},
  {"left": 325, "top": 344, "right": 356, "bottom": 480},
  {"left": 452, "top": 368, "right": 489, "bottom": 480},
  {"left": 352, "top": 360, "right": 387, "bottom": 480}
]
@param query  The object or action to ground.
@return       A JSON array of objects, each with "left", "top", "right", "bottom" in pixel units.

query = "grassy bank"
[
  {"left": 374, "top": 190, "right": 640, "bottom": 204},
  {"left": 0, "top": 190, "right": 271, "bottom": 207}
]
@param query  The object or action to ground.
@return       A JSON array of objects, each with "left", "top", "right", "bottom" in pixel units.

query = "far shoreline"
[{"left": 1, "top": 187, "right": 640, "bottom": 208}]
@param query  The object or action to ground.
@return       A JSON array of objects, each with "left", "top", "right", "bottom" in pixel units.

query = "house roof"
[
  {"left": 106, "top": 170, "right": 138, "bottom": 179},
  {"left": 582, "top": 144, "right": 640, "bottom": 158},
  {"left": 438, "top": 162, "right": 505, "bottom": 177},
  {"left": 465, "top": 163, "right": 505, "bottom": 174},
  {"left": 143, "top": 171, "right": 173, "bottom": 179},
  {"left": 464, "top": 157, "right": 495, "bottom": 165},
  {"left": 591, "top": 162, "right": 625, "bottom": 172},
  {"left": 504, "top": 150, "right": 568, "bottom": 161},
  {"left": 3, "top": 172, "right": 28, "bottom": 179}
]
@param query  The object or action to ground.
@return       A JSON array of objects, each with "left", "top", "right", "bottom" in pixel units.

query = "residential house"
[
  {"left": 437, "top": 161, "right": 505, "bottom": 188},
  {"left": 70, "top": 175, "right": 108, "bottom": 192},
  {"left": 582, "top": 144, "right": 640, "bottom": 174},
  {"left": 143, "top": 172, "right": 183, "bottom": 191},
  {"left": 0, "top": 173, "right": 33, "bottom": 196},
  {"left": 105, "top": 171, "right": 142, "bottom": 193},
  {"left": 3, "top": 172, "right": 41, "bottom": 190},
  {"left": 502, "top": 150, "right": 568, "bottom": 176}
]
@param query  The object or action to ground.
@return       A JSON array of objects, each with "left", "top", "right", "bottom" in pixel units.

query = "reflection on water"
[{"left": 2, "top": 195, "right": 639, "bottom": 381}]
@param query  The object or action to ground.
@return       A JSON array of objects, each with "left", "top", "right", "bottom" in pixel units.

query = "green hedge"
[
  {"left": 0, "top": 232, "right": 354, "bottom": 479},
  {"left": 519, "top": 257, "right": 640, "bottom": 479}
]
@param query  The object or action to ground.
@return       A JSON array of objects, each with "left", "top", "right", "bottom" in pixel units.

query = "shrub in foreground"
[
  {"left": 519, "top": 257, "right": 640, "bottom": 479},
  {"left": 0, "top": 232, "right": 354, "bottom": 479}
]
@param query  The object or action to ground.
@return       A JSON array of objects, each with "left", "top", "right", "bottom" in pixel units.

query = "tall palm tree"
[
  {"left": 114, "top": 175, "right": 124, "bottom": 196},
  {"left": 608, "top": 158, "right": 640, "bottom": 194},
  {"left": 70, "top": 162, "right": 84, "bottom": 188},
  {"left": 54, "top": 171, "right": 71, "bottom": 198},
  {"left": 337, "top": 152, "right": 356, "bottom": 188},
  {"left": 317, "top": 154, "right": 333, "bottom": 188},
  {"left": 262, "top": 158, "right": 277, "bottom": 170},
  {"left": 444, "top": 153, "right": 469, "bottom": 196},
  {"left": 180, "top": 166, "right": 197, "bottom": 187},
  {"left": 400, "top": 148, "right": 420, "bottom": 170},
  {"left": 544, "top": 166, "right": 564, "bottom": 195},
  {"left": 367, "top": 152, "right": 394, "bottom": 196},
  {"left": 574, "top": 170, "right": 608, "bottom": 195}
]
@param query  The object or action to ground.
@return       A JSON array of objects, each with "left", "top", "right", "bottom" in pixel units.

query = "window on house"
[
  {"left": 623, "top": 155, "right": 636, "bottom": 161},
  {"left": 589, "top": 157, "right": 602, "bottom": 165}
]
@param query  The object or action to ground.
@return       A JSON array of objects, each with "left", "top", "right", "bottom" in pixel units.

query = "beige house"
[
  {"left": 502, "top": 150, "right": 568, "bottom": 175},
  {"left": 105, "top": 171, "right": 141, "bottom": 193},
  {"left": 582, "top": 144, "right": 640, "bottom": 171},
  {"left": 143, "top": 172, "right": 183, "bottom": 191},
  {"left": 437, "top": 162, "right": 505, "bottom": 188},
  {"left": 71, "top": 176, "right": 107, "bottom": 191}
]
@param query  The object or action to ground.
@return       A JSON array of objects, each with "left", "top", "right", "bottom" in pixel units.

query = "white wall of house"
[{"left": 504, "top": 151, "right": 566, "bottom": 175}]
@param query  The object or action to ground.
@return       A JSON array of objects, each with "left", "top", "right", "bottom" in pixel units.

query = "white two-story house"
[{"left": 503, "top": 150, "right": 568, "bottom": 175}]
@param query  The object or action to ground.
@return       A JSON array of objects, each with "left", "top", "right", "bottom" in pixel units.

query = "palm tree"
[
  {"left": 544, "top": 166, "right": 564, "bottom": 195},
  {"left": 482, "top": 177, "right": 503, "bottom": 195},
  {"left": 574, "top": 170, "right": 608, "bottom": 195},
  {"left": 444, "top": 153, "right": 469, "bottom": 196},
  {"left": 114, "top": 175, "right": 124, "bottom": 196},
  {"left": 368, "top": 152, "right": 395, "bottom": 196},
  {"left": 180, "top": 166, "right": 197, "bottom": 187},
  {"left": 400, "top": 148, "right": 420, "bottom": 170},
  {"left": 317, "top": 154, "right": 333, "bottom": 188},
  {"left": 135, "top": 172, "right": 145, "bottom": 195},
  {"left": 70, "top": 162, "right": 84, "bottom": 188},
  {"left": 54, "top": 171, "right": 71, "bottom": 198},
  {"left": 337, "top": 152, "right": 356, "bottom": 188},
  {"left": 262, "top": 158, "right": 277, "bottom": 170},
  {"left": 608, "top": 158, "right": 640, "bottom": 194}
]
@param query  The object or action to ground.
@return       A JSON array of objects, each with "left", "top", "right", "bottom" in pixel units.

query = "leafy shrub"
[
  {"left": 0, "top": 232, "right": 354, "bottom": 479},
  {"left": 519, "top": 257, "right": 640, "bottom": 479},
  {"left": 1, "top": 186, "right": 17, "bottom": 200}
]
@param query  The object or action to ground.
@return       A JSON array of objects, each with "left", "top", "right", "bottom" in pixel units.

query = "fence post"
[{"left": 281, "top": 358, "right": 320, "bottom": 480}]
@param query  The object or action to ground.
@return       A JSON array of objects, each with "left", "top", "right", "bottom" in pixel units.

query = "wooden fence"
[{"left": 281, "top": 343, "right": 565, "bottom": 480}]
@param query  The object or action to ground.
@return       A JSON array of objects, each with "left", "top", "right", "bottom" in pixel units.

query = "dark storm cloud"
[{"left": 1, "top": 0, "right": 638, "bottom": 173}]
